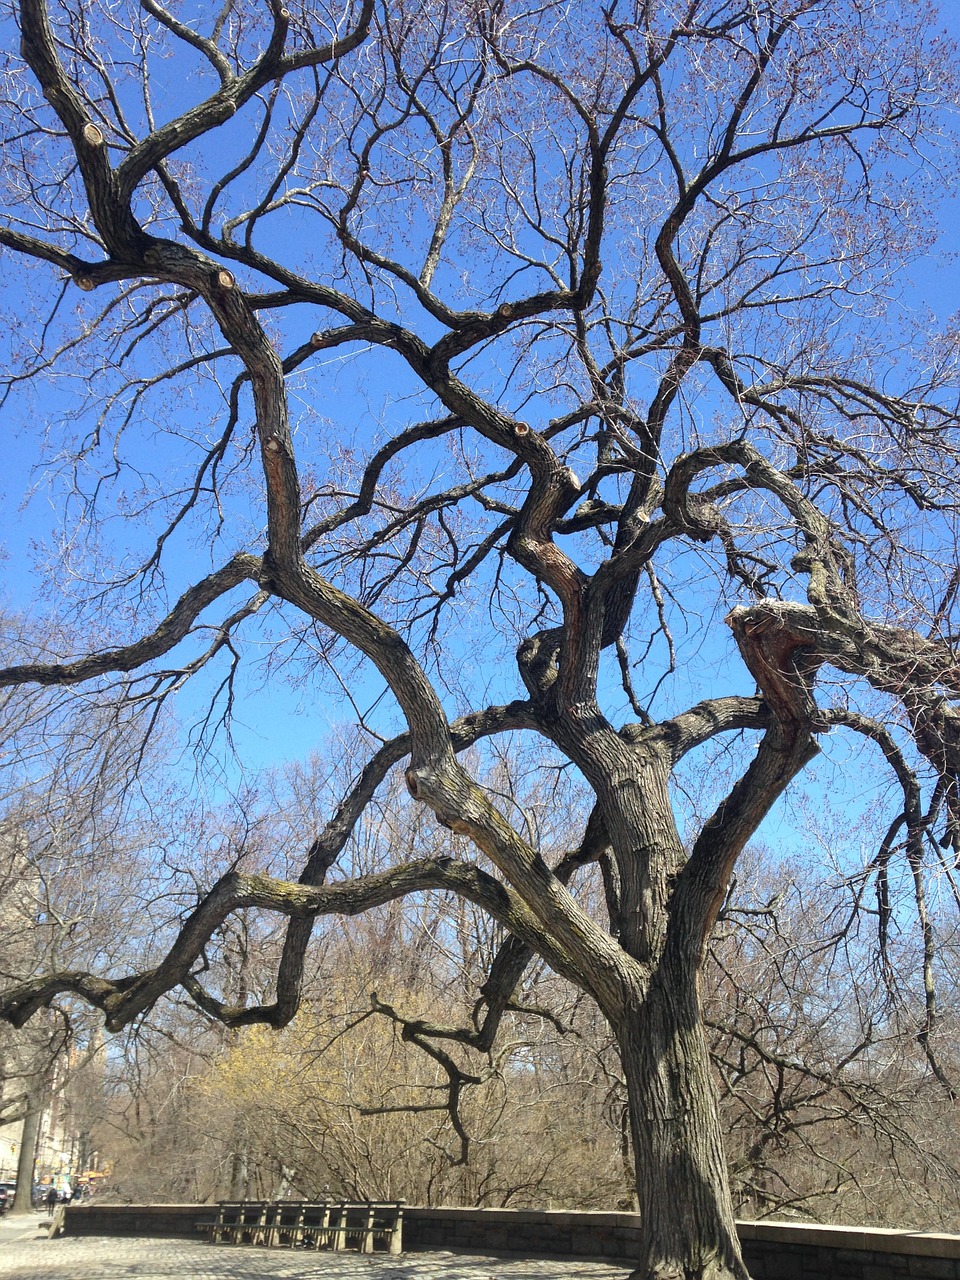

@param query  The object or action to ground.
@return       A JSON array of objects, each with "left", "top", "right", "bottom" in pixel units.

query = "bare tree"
[
  {"left": 706, "top": 849, "right": 960, "bottom": 1228},
  {"left": 1, "top": 1, "right": 959, "bottom": 1276}
]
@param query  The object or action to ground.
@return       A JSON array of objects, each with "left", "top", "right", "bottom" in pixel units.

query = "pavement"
[{"left": 0, "top": 1214, "right": 634, "bottom": 1280}]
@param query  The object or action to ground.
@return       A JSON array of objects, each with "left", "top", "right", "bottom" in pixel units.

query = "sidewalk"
[
  {"left": 0, "top": 1231, "right": 633, "bottom": 1279},
  {"left": 0, "top": 1209, "right": 50, "bottom": 1248}
]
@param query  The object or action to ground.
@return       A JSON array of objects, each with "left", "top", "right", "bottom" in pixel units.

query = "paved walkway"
[{"left": 0, "top": 1215, "right": 633, "bottom": 1280}]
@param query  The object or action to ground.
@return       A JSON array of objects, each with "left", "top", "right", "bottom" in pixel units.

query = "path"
[{"left": 0, "top": 1215, "right": 633, "bottom": 1280}]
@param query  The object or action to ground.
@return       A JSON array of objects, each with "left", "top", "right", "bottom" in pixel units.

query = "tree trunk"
[
  {"left": 229, "top": 1147, "right": 248, "bottom": 1200},
  {"left": 10, "top": 1104, "right": 41, "bottom": 1214},
  {"left": 615, "top": 972, "right": 749, "bottom": 1280}
]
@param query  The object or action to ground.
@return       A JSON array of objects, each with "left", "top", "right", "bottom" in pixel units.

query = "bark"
[
  {"left": 228, "top": 1149, "right": 249, "bottom": 1201},
  {"left": 595, "top": 773, "right": 750, "bottom": 1280},
  {"left": 531, "top": 721, "right": 750, "bottom": 1277},
  {"left": 615, "top": 975, "right": 749, "bottom": 1280},
  {"left": 10, "top": 1104, "right": 40, "bottom": 1214}
]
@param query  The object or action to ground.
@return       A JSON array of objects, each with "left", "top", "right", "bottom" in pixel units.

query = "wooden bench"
[
  {"left": 205, "top": 1200, "right": 268, "bottom": 1244},
  {"left": 204, "top": 1199, "right": 403, "bottom": 1253},
  {"left": 267, "top": 1199, "right": 306, "bottom": 1247}
]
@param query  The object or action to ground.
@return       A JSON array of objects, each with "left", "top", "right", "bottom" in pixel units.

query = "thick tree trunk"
[
  {"left": 615, "top": 974, "right": 749, "bottom": 1280},
  {"left": 572, "top": 742, "right": 748, "bottom": 1277}
]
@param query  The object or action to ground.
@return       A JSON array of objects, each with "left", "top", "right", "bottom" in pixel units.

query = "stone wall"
[
  {"left": 60, "top": 1202, "right": 960, "bottom": 1279},
  {"left": 62, "top": 1203, "right": 209, "bottom": 1237},
  {"left": 737, "top": 1220, "right": 960, "bottom": 1280}
]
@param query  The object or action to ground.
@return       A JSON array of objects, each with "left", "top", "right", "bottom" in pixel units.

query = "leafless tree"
[
  {"left": 1, "top": 1, "right": 959, "bottom": 1275},
  {"left": 706, "top": 849, "right": 960, "bottom": 1228}
]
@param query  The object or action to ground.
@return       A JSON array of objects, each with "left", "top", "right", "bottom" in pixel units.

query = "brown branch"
[
  {"left": 1, "top": 856, "right": 573, "bottom": 1033},
  {"left": 194, "top": 698, "right": 541, "bottom": 1029},
  {"left": 0, "top": 554, "right": 262, "bottom": 689},
  {"left": 117, "top": 1, "right": 375, "bottom": 202}
]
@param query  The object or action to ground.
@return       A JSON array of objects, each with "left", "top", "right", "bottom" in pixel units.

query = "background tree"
[
  {"left": 1, "top": 1, "right": 960, "bottom": 1277},
  {"left": 77, "top": 845, "right": 960, "bottom": 1228},
  {"left": 0, "top": 613, "right": 186, "bottom": 1207},
  {"left": 706, "top": 847, "right": 960, "bottom": 1226},
  {"left": 83, "top": 777, "right": 960, "bottom": 1230}
]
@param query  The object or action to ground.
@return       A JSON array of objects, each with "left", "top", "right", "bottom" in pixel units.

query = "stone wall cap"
[
  {"left": 67, "top": 1204, "right": 204, "bottom": 1212},
  {"left": 735, "top": 1219, "right": 960, "bottom": 1258}
]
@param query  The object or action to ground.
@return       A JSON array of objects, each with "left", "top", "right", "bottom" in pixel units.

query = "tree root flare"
[{"left": 625, "top": 1263, "right": 751, "bottom": 1280}]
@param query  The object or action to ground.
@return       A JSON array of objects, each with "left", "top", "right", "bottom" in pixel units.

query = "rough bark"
[
  {"left": 10, "top": 1104, "right": 40, "bottom": 1215},
  {"left": 616, "top": 980, "right": 749, "bottom": 1280}
]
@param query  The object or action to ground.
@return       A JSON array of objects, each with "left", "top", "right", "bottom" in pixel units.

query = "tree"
[
  {"left": 0, "top": 823, "right": 98, "bottom": 1213},
  {"left": 705, "top": 848, "right": 960, "bottom": 1228},
  {"left": 0, "top": 609, "right": 196, "bottom": 1204},
  {"left": 0, "top": 0, "right": 959, "bottom": 1276}
]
